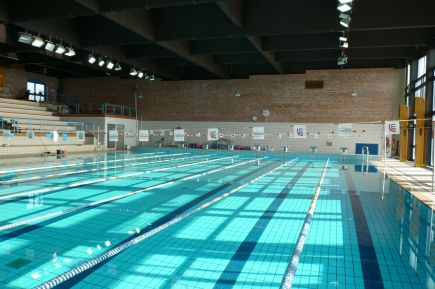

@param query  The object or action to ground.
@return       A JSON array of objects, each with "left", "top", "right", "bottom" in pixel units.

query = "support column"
[
  {"left": 415, "top": 97, "right": 425, "bottom": 166},
  {"left": 400, "top": 104, "right": 408, "bottom": 162}
]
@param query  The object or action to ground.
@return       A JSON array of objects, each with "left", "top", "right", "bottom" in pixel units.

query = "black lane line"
[
  {"left": 0, "top": 159, "right": 256, "bottom": 241},
  {"left": 343, "top": 170, "right": 384, "bottom": 289},
  {"left": 214, "top": 163, "right": 309, "bottom": 288},
  {"left": 51, "top": 161, "right": 280, "bottom": 289}
]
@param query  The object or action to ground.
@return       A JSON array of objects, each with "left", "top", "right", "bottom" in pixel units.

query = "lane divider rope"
[
  {"left": 280, "top": 159, "right": 330, "bottom": 289},
  {"left": 0, "top": 155, "right": 252, "bottom": 231},
  {"left": 32, "top": 157, "right": 297, "bottom": 289}
]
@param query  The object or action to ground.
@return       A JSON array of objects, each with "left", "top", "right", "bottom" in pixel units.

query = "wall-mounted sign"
[
  {"left": 252, "top": 127, "right": 265, "bottom": 140},
  {"left": 385, "top": 121, "right": 400, "bottom": 135},
  {"left": 294, "top": 125, "right": 306, "bottom": 139},
  {"left": 138, "top": 130, "right": 149, "bottom": 142},
  {"left": 108, "top": 130, "right": 118, "bottom": 142},
  {"left": 173, "top": 129, "right": 185, "bottom": 142},
  {"left": 338, "top": 123, "right": 352, "bottom": 137}
]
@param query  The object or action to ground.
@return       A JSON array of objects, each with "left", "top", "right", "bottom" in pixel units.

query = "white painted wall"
[{"left": 139, "top": 121, "right": 384, "bottom": 154}]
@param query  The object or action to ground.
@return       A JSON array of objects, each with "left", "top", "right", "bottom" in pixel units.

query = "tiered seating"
[{"left": 0, "top": 97, "right": 77, "bottom": 133}]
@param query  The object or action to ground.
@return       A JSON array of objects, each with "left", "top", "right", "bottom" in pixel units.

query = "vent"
[{"left": 305, "top": 80, "right": 324, "bottom": 89}]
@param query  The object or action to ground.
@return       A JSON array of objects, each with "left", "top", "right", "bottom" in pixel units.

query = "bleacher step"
[{"left": 0, "top": 97, "right": 42, "bottom": 107}]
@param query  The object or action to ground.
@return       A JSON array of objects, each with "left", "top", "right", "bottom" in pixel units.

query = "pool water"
[{"left": 0, "top": 150, "right": 433, "bottom": 289}]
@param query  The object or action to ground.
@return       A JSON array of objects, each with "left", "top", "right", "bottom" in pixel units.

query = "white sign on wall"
[
  {"left": 52, "top": 131, "right": 59, "bottom": 142},
  {"left": 139, "top": 130, "right": 149, "bottom": 142},
  {"left": 385, "top": 121, "right": 400, "bottom": 135},
  {"left": 173, "top": 129, "right": 185, "bottom": 142},
  {"left": 77, "top": 131, "right": 85, "bottom": 141},
  {"left": 207, "top": 128, "right": 219, "bottom": 141},
  {"left": 108, "top": 130, "right": 119, "bottom": 142},
  {"left": 338, "top": 123, "right": 353, "bottom": 137},
  {"left": 2, "top": 130, "right": 10, "bottom": 140},
  {"left": 252, "top": 126, "right": 265, "bottom": 140},
  {"left": 294, "top": 125, "right": 307, "bottom": 139}
]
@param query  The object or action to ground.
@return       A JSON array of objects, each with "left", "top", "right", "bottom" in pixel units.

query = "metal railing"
[
  {"left": 0, "top": 117, "right": 96, "bottom": 134},
  {"left": 72, "top": 103, "right": 136, "bottom": 117}
]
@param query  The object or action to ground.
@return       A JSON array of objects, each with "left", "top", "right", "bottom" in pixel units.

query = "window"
[
  {"left": 415, "top": 56, "right": 427, "bottom": 98},
  {"left": 417, "top": 55, "right": 427, "bottom": 78},
  {"left": 27, "top": 80, "right": 46, "bottom": 102}
]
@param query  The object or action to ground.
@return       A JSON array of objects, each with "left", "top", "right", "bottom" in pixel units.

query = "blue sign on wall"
[{"left": 355, "top": 143, "right": 379, "bottom": 155}]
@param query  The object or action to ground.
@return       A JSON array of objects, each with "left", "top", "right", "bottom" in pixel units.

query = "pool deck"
[{"left": 371, "top": 158, "right": 435, "bottom": 210}]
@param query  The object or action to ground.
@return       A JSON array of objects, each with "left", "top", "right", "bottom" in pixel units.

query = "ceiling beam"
[
  {"left": 216, "top": 0, "right": 284, "bottom": 74},
  {"left": 100, "top": 0, "right": 221, "bottom": 12},
  {"left": 73, "top": 0, "right": 229, "bottom": 78}
]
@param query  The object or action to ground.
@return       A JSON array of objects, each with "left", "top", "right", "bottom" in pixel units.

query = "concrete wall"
[
  {"left": 139, "top": 120, "right": 384, "bottom": 154},
  {"left": 62, "top": 68, "right": 404, "bottom": 123}
]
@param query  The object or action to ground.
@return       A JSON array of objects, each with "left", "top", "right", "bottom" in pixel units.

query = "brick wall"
[
  {"left": 63, "top": 68, "right": 403, "bottom": 123},
  {"left": 2, "top": 65, "right": 59, "bottom": 99}
]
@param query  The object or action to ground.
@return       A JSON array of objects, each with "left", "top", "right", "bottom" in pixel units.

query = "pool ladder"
[{"left": 361, "top": 146, "right": 370, "bottom": 174}]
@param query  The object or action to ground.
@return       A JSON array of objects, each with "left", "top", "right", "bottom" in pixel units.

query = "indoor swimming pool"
[{"left": 0, "top": 150, "right": 433, "bottom": 289}]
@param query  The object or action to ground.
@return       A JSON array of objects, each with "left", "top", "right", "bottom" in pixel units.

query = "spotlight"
[
  {"left": 45, "top": 41, "right": 55, "bottom": 52},
  {"left": 339, "top": 36, "right": 348, "bottom": 42},
  {"left": 339, "top": 42, "right": 349, "bottom": 48},
  {"left": 144, "top": 73, "right": 150, "bottom": 80},
  {"left": 55, "top": 45, "right": 66, "bottom": 54},
  {"left": 106, "top": 61, "right": 114, "bottom": 70},
  {"left": 18, "top": 32, "right": 33, "bottom": 44},
  {"left": 130, "top": 68, "right": 138, "bottom": 76},
  {"left": 337, "top": 3, "right": 352, "bottom": 12},
  {"left": 340, "top": 18, "right": 351, "bottom": 28},
  {"left": 149, "top": 74, "right": 155, "bottom": 81},
  {"left": 138, "top": 71, "right": 144, "bottom": 78},
  {"left": 339, "top": 0, "right": 353, "bottom": 3},
  {"left": 338, "top": 56, "right": 348, "bottom": 66},
  {"left": 65, "top": 48, "right": 75, "bottom": 57},
  {"left": 31, "top": 36, "right": 45, "bottom": 48},
  {"left": 88, "top": 54, "right": 96, "bottom": 64},
  {"left": 98, "top": 58, "right": 105, "bottom": 67},
  {"left": 114, "top": 62, "right": 122, "bottom": 71}
]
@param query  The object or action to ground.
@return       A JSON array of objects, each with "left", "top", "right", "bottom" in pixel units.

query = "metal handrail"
[{"left": 361, "top": 146, "right": 370, "bottom": 174}]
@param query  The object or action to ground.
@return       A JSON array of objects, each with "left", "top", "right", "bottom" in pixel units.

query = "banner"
[
  {"left": 27, "top": 131, "right": 35, "bottom": 139},
  {"left": 2, "top": 130, "right": 10, "bottom": 140},
  {"left": 138, "top": 130, "right": 149, "bottom": 142},
  {"left": 252, "top": 127, "right": 265, "bottom": 140},
  {"left": 207, "top": 128, "right": 219, "bottom": 141},
  {"left": 52, "top": 131, "right": 59, "bottom": 142},
  {"left": 338, "top": 123, "right": 352, "bottom": 137},
  {"left": 294, "top": 125, "right": 306, "bottom": 139},
  {"left": 62, "top": 133, "right": 68, "bottom": 142},
  {"left": 173, "top": 129, "right": 185, "bottom": 142},
  {"left": 385, "top": 121, "right": 400, "bottom": 135},
  {"left": 108, "top": 130, "right": 118, "bottom": 142},
  {"left": 77, "top": 131, "right": 85, "bottom": 141}
]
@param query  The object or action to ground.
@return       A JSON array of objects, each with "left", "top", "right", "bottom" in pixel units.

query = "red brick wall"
[
  {"left": 2, "top": 65, "right": 59, "bottom": 99},
  {"left": 62, "top": 68, "right": 403, "bottom": 123}
]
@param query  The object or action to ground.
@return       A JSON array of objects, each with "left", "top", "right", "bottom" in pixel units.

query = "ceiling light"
[
  {"left": 339, "top": 42, "right": 349, "bottom": 48},
  {"left": 55, "top": 45, "right": 66, "bottom": 54},
  {"left": 130, "top": 68, "right": 137, "bottom": 76},
  {"left": 339, "top": 13, "right": 350, "bottom": 20},
  {"left": 338, "top": 56, "right": 348, "bottom": 66},
  {"left": 88, "top": 54, "right": 96, "bottom": 64},
  {"left": 339, "top": 0, "right": 353, "bottom": 3},
  {"left": 340, "top": 18, "right": 351, "bottom": 28},
  {"left": 98, "top": 58, "right": 105, "bottom": 67},
  {"left": 138, "top": 71, "right": 144, "bottom": 78},
  {"left": 18, "top": 32, "right": 33, "bottom": 44},
  {"left": 45, "top": 41, "right": 55, "bottom": 51},
  {"left": 114, "top": 63, "right": 122, "bottom": 71},
  {"left": 144, "top": 73, "right": 149, "bottom": 80},
  {"left": 149, "top": 74, "right": 155, "bottom": 81},
  {"left": 339, "top": 36, "right": 348, "bottom": 42},
  {"left": 337, "top": 4, "right": 352, "bottom": 12},
  {"left": 106, "top": 61, "right": 114, "bottom": 70},
  {"left": 31, "top": 36, "right": 45, "bottom": 48},
  {"left": 65, "top": 48, "right": 75, "bottom": 57}
]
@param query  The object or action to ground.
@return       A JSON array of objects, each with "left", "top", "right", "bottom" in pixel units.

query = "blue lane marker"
[
  {"left": 344, "top": 170, "right": 384, "bottom": 289},
  {"left": 51, "top": 161, "right": 280, "bottom": 289},
  {"left": 214, "top": 163, "right": 309, "bottom": 288}
]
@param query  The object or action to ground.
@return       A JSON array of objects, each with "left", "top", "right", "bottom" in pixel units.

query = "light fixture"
[
  {"left": 338, "top": 56, "right": 348, "bottom": 66},
  {"left": 339, "top": 36, "right": 348, "bottom": 42},
  {"left": 114, "top": 62, "right": 122, "bottom": 71},
  {"left": 339, "top": 0, "right": 353, "bottom": 3},
  {"left": 106, "top": 60, "right": 114, "bottom": 70},
  {"left": 88, "top": 54, "right": 96, "bottom": 64},
  {"left": 45, "top": 41, "right": 55, "bottom": 51},
  {"left": 337, "top": 3, "right": 352, "bottom": 12},
  {"left": 55, "top": 44, "right": 66, "bottom": 54},
  {"left": 31, "top": 36, "right": 45, "bottom": 48},
  {"left": 149, "top": 74, "right": 155, "bottom": 81},
  {"left": 144, "top": 73, "right": 150, "bottom": 80},
  {"left": 340, "top": 18, "right": 351, "bottom": 28},
  {"left": 98, "top": 58, "right": 105, "bottom": 67},
  {"left": 339, "top": 42, "right": 349, "bottom": 48},
  {"left": 65, "top": 47, "right": 75, "bottom": 57},
  {"left": 18, "top": 32, "right": 33, "bottom": 44},
  {"left": 138, "top": 71, "right": 144, "bottom": 78},
  {"left": 130, "top": 68, "right": 137, "bottom": 76}
]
